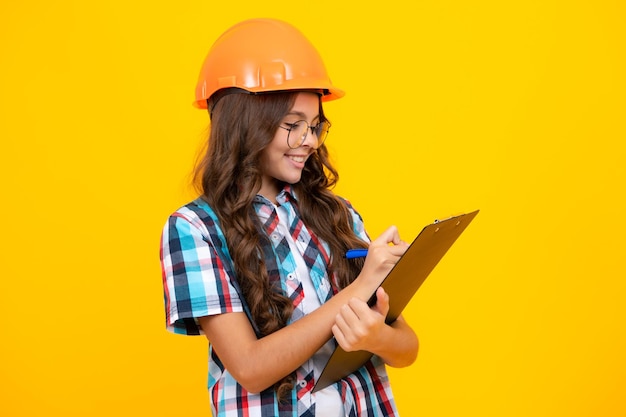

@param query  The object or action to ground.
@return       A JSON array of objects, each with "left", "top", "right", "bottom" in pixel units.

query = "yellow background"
[{"left": 1, "top": 1, "right": 625, "bottom": 416}]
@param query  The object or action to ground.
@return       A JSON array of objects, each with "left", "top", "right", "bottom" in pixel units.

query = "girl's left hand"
[{"left": 331, "top": 287, "right": 390, "bottom": 353}]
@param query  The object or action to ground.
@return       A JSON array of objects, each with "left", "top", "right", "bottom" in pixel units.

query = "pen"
[{"left": 344, "top": 249, "right": 368, "bottom": 259}]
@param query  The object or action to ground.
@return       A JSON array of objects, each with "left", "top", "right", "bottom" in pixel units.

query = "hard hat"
[{"left": 194, "top": 18, "right": 344, "bottom": 109}]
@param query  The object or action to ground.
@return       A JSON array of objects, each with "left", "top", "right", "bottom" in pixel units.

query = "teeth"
[{"left": 288, "top": 155, "right": 305, "bottom": 163}]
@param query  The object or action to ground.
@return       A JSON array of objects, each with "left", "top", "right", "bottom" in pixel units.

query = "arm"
[{"left": 198, "top": 225, "right": 408, "bottom": 393}]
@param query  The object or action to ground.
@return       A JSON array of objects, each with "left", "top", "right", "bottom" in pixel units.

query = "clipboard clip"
[{"left": 434, "top": 215, "right": 464, "bottom": 226}]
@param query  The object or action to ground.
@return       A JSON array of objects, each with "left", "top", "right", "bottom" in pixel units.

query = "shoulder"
[
  {"left": 336, "top": 195, "right": 358, "bottom": 212},
  {"left": 335, "top": 195, "right": 369, "bottom": 241},
  {"left": 161, "top": 198, "right": 227, "bottom": 247},
  {"left": 335, "top": 195, "right": 363, "bottom": 220},
  {"left": 166, "top": 198, "right": 217, "bottom": 227}
]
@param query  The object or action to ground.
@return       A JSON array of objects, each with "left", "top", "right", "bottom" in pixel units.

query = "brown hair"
[{"left": 194, "top": 91, "right": 367, "bottom": 399}]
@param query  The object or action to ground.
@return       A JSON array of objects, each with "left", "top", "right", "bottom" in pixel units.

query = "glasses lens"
[
  {"left": 315, "top": 121, "right": 330, "bottom": 146},
  {"left": 286, "top": 120, "right": 331, "bottom": 148},
  {"left": 286, "top": 121, "right": 307, "bottom": 148}
]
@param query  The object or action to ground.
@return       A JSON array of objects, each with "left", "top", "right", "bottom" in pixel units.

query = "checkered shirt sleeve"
[{"left": 160, "top": 206, "right": 244, "bottom": 335}]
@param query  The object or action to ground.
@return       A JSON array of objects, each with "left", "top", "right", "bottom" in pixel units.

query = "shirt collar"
[{"left": 253, "top": 184, "right": 298, "bottom": 206}]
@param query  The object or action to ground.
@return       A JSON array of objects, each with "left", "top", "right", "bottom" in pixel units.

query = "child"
[{"left": 160, "top": 18, "right": 418, "bottom": 417}]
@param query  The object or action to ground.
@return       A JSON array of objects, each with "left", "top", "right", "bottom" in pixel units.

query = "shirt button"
[
  {"left": 298, "top": 381, "right": 306, "bottom": 388},
  {"left": 271, "top": 234, "right": 279, "bottom": 240},
  {"left": 287, "top": 273, "right": 295, "bottom": 280}
]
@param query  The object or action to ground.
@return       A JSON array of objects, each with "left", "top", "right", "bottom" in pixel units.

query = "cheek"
[{"left": 258, "top": 146, "right": 282, "bottom": 177}]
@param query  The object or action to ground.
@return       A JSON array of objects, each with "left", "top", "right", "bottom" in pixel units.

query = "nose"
[{"left": 301, "top": 125, "right": 319, "bottom": 149}]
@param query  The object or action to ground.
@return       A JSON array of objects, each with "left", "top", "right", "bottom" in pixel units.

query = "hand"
[
  {"left": 332, "top": 287, "right": 390, "bottom": 353},
  {"left": 359, "top": 226, "right": 409, "bottom": 289}
]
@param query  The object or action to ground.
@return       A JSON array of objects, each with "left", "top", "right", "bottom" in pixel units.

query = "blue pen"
[{"left": 344, "top": 249, "right": 368, "bottom": 259}]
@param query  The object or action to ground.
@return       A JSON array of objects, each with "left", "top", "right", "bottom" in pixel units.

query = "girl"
[{"left": 160, "top": 18, "right": 419, "bottom": 417}]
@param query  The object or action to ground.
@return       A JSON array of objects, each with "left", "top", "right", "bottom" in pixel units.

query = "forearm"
[
  {"left": 371, "top": 316, "right": 419, "bottom": 368},
  {"left": 200, "top": 276, "right": 378, "bottom": 393}
]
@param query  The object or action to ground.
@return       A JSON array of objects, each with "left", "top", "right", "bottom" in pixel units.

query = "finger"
[
  {"left": 332, "top": 323, "right": 346, "bottom": 344},
  {"left": 387, "top": 244, "right": 409, "bottom": 257},
  {"left": 372, "top": 225, "right": 401, "bottom": 246},
  {"left": 338, "top": 301, "right": 362, "bottom": 329},
  {"left": 346, "top": 297, "right": 374, "bottom": 318},
  {"left": 373, "top": 287, "right": 390, "bottom": 316},
  {"left": 347, "top": 297, "right": 384, "bottom": 333},
  {"left": 334, "top": 308, "right": 360, "bottom": 349}
]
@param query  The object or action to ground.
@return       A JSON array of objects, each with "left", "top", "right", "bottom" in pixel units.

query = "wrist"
[{"left": 348, "top": 273, "right": 379, "bottom": 302}]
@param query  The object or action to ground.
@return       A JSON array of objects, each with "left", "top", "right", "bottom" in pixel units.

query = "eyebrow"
[{"left": 285, "top": 111, "right": 321, "bottom": 121}]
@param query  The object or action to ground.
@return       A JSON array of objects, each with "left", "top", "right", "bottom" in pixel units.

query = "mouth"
[{"left": 286, "top": 155, "right": 307, "bottom": 164}]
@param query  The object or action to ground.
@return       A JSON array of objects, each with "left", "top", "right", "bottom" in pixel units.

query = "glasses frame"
[{"left": 278, "top": 119, "right": 331, "bottom": 149}]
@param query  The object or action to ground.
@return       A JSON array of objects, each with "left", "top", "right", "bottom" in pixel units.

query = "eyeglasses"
[{"left": 278, "top": 120, "right": 331, "bottom": 149}]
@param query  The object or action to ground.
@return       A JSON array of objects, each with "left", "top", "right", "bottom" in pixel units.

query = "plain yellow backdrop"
[{"left": 1, "top": 1, "right": 625, "bottom": 416}]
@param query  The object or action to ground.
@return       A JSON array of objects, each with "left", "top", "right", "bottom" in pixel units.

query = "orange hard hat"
[{"left": 194, "top": 18, "right": 344, "bottom": 109}]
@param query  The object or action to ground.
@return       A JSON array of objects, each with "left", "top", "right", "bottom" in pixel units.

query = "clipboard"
[{"left": 312, "top": 210, "right": 479, "bottom": 393}]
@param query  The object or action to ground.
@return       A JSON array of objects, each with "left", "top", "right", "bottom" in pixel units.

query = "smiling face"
[{"left": 258, "top": 92, "right": 322, "bottom": 202}]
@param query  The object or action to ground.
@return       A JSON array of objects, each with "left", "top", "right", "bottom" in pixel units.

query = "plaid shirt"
[{"left": 160, "top": 186, "right": 399, "bottom": 417}]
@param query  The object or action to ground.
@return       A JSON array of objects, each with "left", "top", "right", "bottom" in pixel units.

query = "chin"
[{"left": 283, "top": 174, "right": 303, "bottom": 185}]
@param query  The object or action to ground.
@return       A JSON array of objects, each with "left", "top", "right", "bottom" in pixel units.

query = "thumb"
[{"left": 372, "top": 287, "right": 390, "bottom": 317}]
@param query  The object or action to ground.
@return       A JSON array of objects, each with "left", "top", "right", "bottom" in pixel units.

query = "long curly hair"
[{"left": 194, "top": 90, "right": 368, "bottom": 400}]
